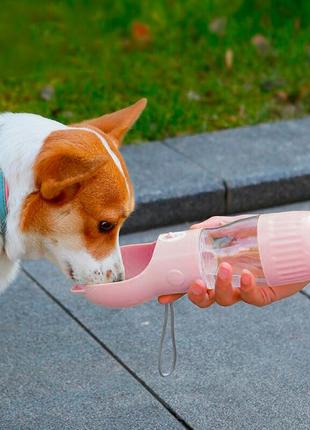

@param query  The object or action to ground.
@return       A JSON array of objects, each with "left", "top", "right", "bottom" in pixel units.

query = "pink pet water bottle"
[
  {"left": 73, "top": 211, "right": 310, "bottom": 308},
  {"left": 72, "top": 211, "right": 310, "bottom": 377}
]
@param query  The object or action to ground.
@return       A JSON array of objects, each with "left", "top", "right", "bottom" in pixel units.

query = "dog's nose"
[{"left": 106, "top": 268, "right": 125, "bottom": 282}]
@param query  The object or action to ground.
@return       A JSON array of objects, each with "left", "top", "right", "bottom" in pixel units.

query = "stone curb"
[{"left": 121, "top": 117, "right": 310, "bottom": 233}]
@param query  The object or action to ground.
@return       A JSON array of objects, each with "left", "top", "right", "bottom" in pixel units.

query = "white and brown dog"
[{"left": 0, "top": 98, "right": 147, "bottom": 293}]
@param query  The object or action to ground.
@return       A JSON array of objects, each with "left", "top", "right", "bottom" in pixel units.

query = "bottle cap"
[{"left": 258, "top": 212, "right": 310, "bottom": 286}]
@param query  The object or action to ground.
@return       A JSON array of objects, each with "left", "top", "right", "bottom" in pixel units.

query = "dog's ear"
[
  {"left": 74, "top": 98, "right": 147, "bottom": 146},
  {"left": 35, "top": 132, "right": 106, "bottom": 202}
]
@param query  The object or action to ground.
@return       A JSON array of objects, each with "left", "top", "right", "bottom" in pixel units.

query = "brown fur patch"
[
  {"left": 77, "top": 98, "right": 147, "bottom": 144},
  {"left": 21, "top": 128, "right": 134, "bottom": 260}
]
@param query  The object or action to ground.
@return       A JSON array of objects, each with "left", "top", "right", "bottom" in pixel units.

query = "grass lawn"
[{"left": 1, "top": 0, "right": 310, "bottom": 143}]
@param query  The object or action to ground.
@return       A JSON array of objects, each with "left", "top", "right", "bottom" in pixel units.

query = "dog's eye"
[{"left": 98, "top": 221, "right": 115, "bottom": 233}]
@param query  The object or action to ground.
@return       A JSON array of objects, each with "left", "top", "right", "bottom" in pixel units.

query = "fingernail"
[
  {"left": 242, "top": 272, "right": 251, "bottom": 286},
  {"left": 218, "top": 265, "right": 230, "bottom": 281}
]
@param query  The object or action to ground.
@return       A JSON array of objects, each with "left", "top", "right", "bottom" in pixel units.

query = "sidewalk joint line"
[
  {"left": 161, "top": 139, "right": 208, "bottom": 171},
  {"left": 22, "top": 268, "right": 193, "bottom": 430},
  {"left": 300, "top": 290, "right": 310, "bottom": 300},
  {"left": 161, "top": 139, "right": 230, "bottom": 216}
]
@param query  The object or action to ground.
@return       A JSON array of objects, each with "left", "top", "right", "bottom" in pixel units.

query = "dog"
[{"left": 0, "top": 98, "right": 147, "bottom": 293}]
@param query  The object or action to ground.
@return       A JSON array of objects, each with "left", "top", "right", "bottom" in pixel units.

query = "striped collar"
[{"left": 0, "top": 170, "right": 8, "bottom": 236}]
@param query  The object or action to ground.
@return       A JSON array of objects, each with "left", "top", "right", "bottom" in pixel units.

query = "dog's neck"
[{"left": 0, "top": 113, "right": 67, "bottom": 260}]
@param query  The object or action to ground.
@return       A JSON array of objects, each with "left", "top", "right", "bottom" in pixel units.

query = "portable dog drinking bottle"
[
  {"left": 72, "top": 211, "right": 310, "bottom": 377},
  {"left": 72, "top": 211, "right": 310, "bottom": 307}
]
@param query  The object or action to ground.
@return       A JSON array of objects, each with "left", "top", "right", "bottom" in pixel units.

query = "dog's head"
[{"left": 20, "top": 99, "right": 146, "bottom": 284}]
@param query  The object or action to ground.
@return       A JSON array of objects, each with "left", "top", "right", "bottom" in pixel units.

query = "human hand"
[{"left": 158, "top": 216, "right": 307, "bottom": 307}]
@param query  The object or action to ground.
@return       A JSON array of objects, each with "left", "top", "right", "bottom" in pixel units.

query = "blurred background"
[{"left": 0, "top": 0, "right": 309, "bottom": 143}]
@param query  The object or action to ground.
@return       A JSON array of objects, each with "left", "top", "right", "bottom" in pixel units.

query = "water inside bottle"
[{"left": 199, "top": 217, "right": 266, "bottom": 289}]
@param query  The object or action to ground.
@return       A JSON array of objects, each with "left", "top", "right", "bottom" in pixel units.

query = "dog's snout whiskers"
[{"left": 66, "top": 262, "right": 75, "bottom": 280}]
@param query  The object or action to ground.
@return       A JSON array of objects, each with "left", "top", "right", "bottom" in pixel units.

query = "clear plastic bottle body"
[{"left": 199, "top": 216, "right": 267, "bottom": 289}]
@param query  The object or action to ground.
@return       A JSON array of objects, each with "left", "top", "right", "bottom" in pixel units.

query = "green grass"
[{"left": 1, "top": 0, "right": 310, "bottom": 143}]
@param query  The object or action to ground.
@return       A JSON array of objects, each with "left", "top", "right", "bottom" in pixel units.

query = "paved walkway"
[
  {"left": 1, "top": 201, "right": 310, "bottom": 429},
  {"left": 122, "top": 117, "right": 310, "bottom": 232}
]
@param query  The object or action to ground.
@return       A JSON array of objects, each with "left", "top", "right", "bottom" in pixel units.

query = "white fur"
[
  {"left": 0, "top": 113, "right": 125, "bottom": 292},
  {"left": 45, "top": 239, "right": 124, "bottom": 284}
]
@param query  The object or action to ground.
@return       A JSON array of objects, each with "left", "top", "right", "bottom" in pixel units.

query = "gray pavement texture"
[
  {"left": 121, "top": 140, "right": 225, "bottom": 232},
  {"left": 122, "top": 117, "right": 310, "bottom": 232},
  {"left": 0, "top": 273, "right": 184, "bottom": 430},
  {"left": 0, "top": 201, "right": 308, "bottom": 429}
]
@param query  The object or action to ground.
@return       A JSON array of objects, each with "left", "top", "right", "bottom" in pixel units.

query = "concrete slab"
[
  {"left": 164, "top": 118, "right": 310, "bottom": 212},
  {"left": 23, "top": 260, "right": 310, "bottom": 430},
  {"left": 23, "top": 200, "right": 310, "bottom": 429},
  {"left": 121, "top": 140, "right": 225, "bottom": 232},
  {"left": 0, "top": 273, "right": 184, "bottom": 430}
]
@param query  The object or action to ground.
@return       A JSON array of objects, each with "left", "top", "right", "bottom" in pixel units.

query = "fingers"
[
  {"left": 188, "top": 280, "right": 215, "bottom": 308},
  {"left": 159, "top": 269, "right": 306, "bottom": 309},
  {"left": 158, "top": 281, "right": 215, "bottom": 308},
  {"left": 240, "top": 270, "right": 273, "bottom": 306},
  {"left": 188, "top": 263, "right": 241, "bottom": 308},
  {"left": 191, "top": 216, "right": 231, "bottom": 229},
  {"left": 191, "top": 215, "right": 257, "bottom": 230},
  {"left": 158, "top": 293, "right": 185, "bottom": 304},
  {"left": 215, "top": 262, "right": 240, "bottom": 306},
  {"left": 240, "top": 271, "right": 306, "bottom": 306}
]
